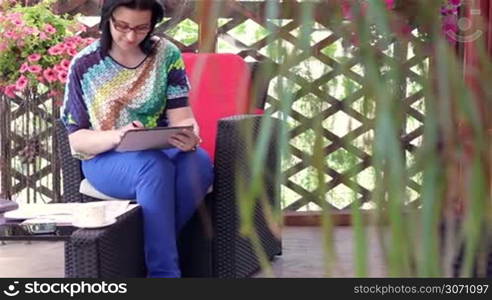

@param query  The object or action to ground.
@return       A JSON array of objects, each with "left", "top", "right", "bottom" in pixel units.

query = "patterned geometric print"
[
  {"left": 61, "top": 38, "right": 189, "bottom": 135},
  {"left": 89, "top": 51, "right": 160, "bottom": 130},
  {"left": 166, "top": 57, "right": 189, "bottom": 99}
]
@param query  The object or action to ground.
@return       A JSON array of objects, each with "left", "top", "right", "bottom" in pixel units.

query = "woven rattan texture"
[
  {"left": 55, "top": 121, "right": 84, "bottom": 203},
  {"left": 214, "top": 115, "right": 282, "bottom": 278}
]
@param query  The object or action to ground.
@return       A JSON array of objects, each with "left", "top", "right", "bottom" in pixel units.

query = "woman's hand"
[
  {"left": 169, "top": 128, "right": 201, "bottom": 152},
  {"left": 166, "top": 106, "right": 202, "bottom": 151},
  {"left": 112, "top": 120, "right": 144, "bottom": 147}
]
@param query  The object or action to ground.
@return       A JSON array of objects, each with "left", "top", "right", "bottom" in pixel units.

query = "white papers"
[
  {"left": 21, "top": 216, "right": 73, "bottom": 227},
  {"left": 5, "top": 201, "right": 137, "bottom": 226},
  {"left": 5, "top": 203, "right": 79, "bottom": 220}
]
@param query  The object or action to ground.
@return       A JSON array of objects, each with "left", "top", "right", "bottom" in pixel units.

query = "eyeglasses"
[{"left": 110, "top": 16, "right": 151, "bottom": 35}]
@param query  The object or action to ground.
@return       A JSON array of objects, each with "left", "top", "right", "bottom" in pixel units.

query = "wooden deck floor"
[{"left": 0, "top": 226, "right": 386, "bottom": 278}]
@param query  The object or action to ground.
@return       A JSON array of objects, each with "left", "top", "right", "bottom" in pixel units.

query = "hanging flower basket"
[
  {"left": 0, "top": 0, "right": 95, "bottom": 100},
  {"left": 338, "top": 0, "right": 463, "bottom": 52}
]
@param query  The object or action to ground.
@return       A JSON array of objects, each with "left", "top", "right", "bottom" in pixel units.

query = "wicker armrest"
[
  {"left": 65, "top": 206, "right": 146, "bottom": 278},
  {"left": 214, "top": 114, "right": 281, "bottom": 200},
  {"left": 55, "top": 120, "right": 84, "bottom": 203},
  {"left": 212, "top": 114, "right": 282, "bottom": 278}
]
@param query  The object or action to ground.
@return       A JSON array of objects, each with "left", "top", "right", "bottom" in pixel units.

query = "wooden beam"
[
  {"left": 283, "top": 211, "right": 354, "bottom": 226},
  {"left": 197, "top": 0, "right": 218, "bottom": 52},
  {"left": 53, "top": 0, "right": 90, "bottom": 14}
]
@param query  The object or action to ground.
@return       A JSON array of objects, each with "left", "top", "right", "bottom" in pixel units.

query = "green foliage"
[{"left": 164, "top": 18, "right": 198, "bottom": 46}]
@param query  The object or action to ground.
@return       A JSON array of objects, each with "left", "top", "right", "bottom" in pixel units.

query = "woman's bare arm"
[
  {"left": 167, "top": 106, "right": 200, "bottom": 136},
  {"left": 68, "top": 121, "right": 144, "bottom": 156}
]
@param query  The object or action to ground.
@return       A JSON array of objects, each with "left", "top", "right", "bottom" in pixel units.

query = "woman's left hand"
[{"left": 169, "top": 128, "right": 201, "bottom": 152}]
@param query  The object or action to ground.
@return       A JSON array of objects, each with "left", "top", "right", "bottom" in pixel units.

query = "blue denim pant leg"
[
  {"left": 81, "top": 148, "right": 214, "bottom": 278},
  {"left": 161, "top": 148, "right": 214, "bottom": 233}
]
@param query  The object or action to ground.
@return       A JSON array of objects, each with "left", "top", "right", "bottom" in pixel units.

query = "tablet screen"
[{"left": 115, "top": 125, "right": 193, "bottom": 152}]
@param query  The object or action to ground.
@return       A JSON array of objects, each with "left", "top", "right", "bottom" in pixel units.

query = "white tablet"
[{"left": 115, "top": 125, "right": 193, "bottom": 152}]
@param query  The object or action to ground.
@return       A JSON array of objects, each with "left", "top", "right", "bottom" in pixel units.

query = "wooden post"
[
  {"left": 0, "top": 97, "right": 11, "bottom": 200},
  {"left": 197, "top": 0, "right": 219, "bottom": 53}
]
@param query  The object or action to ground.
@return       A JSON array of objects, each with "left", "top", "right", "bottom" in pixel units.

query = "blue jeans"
[{"left": 81, "top": 148, "right": 214, "bottom": 278}]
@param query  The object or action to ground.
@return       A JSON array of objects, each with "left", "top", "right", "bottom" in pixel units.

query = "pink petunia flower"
[
  {"left": 39, "top": 32, "right": 48, "bottom": 41},
  {"left": 54, "top": 64, "right": 66, "bottom": 73},
  {"left": 12, "top": 18, "right": 24, "bottom": 27},
  {"left": 67, "top": 36, "right": 82, "bottom": 44},
  {"left": 43, "top": 68, "right": 58, "bottom": 83},
  {"left": 4, "top": 85, "right": 17, "bottom": 99},
  {"left": 48, "top": 45, "right": 63, "bottom": 56},
  {"left": 37, "top": 75, "right": 45, "bottom": 84},
  {"left": 19, "top": 62, "right": 29, "bottom": 73},
  {"left": 43, "top": 24, "right": 57, "bottom": 35},
  {"left": 7, "top": 13, "right": 22, "bottom": 23},
  {"left": 15, "top": 75, "right": 28, "bottom": 91},
  {"left": 23, "top": 27, "right": 34, "bottom": 35},
  {"left": 385, "top": 0, "right": 394, "bottom": 9},
  {"left": 56, "top": 43, "right": 67, "bottom": 50},
  {"left": 67, "top": 48, "right": 78, "bottom": 56},
  {"left": 57, "top": 70, "right": 68, "bottom": 83},
  {"left": 60, "top": 59, "right": 71, "bottom": 70},
  {"left": 27, "top": 53, "right": 41, "bottom": 62},
  {"left": 64, "top": 41, "right": 76, "bottom": 49},
  {"left": 5, "top": 30, "right": 17, "bottom": 39},
  {"left": 443, "top": 22, "right": 458, "bottom": 34},
  {"left": 28, "top": 65, "right": 42, "bottom": 74},
  {"left": 49, "top": 90, "right": 61, "bottom": 98}
]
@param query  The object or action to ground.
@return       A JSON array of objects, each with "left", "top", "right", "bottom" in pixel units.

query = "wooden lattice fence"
[{"left": 0, "top": 0, "right": 430, "bottom": 211}]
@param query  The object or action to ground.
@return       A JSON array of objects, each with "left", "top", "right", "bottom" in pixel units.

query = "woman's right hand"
[{"left": 112, "top": 120, "right": 144, "bottom": 147}]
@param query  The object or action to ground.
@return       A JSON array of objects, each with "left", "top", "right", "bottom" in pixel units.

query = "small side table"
[
  {"left": 0, "top": 198, "right": 18, "bottom": 214},
  {"left": 0, "top": 198, "right": 18, "bottom": 245},
  {"left": 0, "top": 198, "right": 75, "bottom": 241}
]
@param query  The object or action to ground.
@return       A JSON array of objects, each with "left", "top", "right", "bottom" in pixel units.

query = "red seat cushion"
[{"left": 183, "top": 53, "right": 252, "bottom": 161}]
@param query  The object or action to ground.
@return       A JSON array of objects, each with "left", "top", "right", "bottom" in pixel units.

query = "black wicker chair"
[{"left": 56, "top": 57, "right": 282, "bottom": 278}]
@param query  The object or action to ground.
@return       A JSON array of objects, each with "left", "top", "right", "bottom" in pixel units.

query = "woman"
[{"left": 61, "top": 0, "right": 214, "bottom": 278}]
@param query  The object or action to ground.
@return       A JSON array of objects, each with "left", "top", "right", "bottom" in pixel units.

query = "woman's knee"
[
  {"left": 136, "top": 150, "right": 175, "bottom": 177},
  {"left": 178, "top": 148, "right": 213, "bottom": 170},
  {"left": 176, "top": 149, "right": 214, "bottom": 189}
]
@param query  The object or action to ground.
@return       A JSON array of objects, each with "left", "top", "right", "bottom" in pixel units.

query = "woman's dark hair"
[{"left": 99, "top": 0, "right": 164, "bottom": 56}]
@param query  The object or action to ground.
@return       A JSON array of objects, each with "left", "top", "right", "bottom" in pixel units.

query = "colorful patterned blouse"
[{"left": 61, "top": 38, "right": 190, "bottom": 137}]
